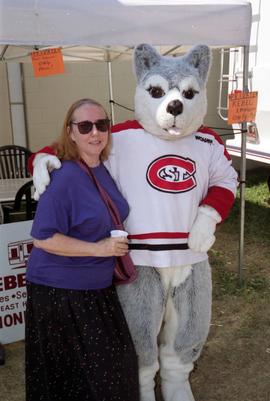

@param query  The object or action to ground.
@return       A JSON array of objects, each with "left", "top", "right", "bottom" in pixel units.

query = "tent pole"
[
  {"left": 107, "top": 61, "right": 115, "bottom": 125},
  {"left": 238, "top": 45, "right": 249, "bottom": 284},
  {"left": 6, "top": 62, "right": 28, "bottom": 147}
]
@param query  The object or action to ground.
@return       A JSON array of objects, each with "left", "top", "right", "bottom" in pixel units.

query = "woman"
[{"left": 25, "top": 98, "right": 139, "bottom": 401}]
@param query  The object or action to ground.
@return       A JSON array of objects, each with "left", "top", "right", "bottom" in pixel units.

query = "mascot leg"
[
  {"left": 159, "top": 260, "right": 212, "bottom": 401},
  {"left": 117, "top": 266, "right": 165, "bottom": 401}
]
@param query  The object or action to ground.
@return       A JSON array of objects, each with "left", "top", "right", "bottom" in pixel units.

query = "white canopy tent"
[
  {"left": 0, "top": 0, "right": 252, "bottom": 280},
  {"left": 0, "top": 1, "right": 251, "bottom": 50}
]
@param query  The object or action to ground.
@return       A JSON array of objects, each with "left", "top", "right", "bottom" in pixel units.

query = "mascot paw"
[
  {"left": 33, "top": 153, "right": 61, "bottom": 200},
  {"left": 188, "top": 206, "right": 221, "bottom": 252}
]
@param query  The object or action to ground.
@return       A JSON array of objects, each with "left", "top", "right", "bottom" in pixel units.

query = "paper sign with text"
[
  {"left": 31, "top": 48, "right": 65, "bottom": 77},
  {"left": 0, "top": 221, "right": 33, "bottom": 344},
  {"left": 228, "top": 91, "right": 258, "bottom": 124}
]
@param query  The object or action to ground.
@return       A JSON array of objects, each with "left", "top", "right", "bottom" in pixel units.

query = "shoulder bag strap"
[{"left": 77, "top": 159, "right": 123, "bottom": 228}]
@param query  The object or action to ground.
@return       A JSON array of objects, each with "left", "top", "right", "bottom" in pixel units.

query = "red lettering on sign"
[
  {"left": 0, "top": 273, "right": 26, "bottom": 292},
  {"left": 0, "top": 311, "right": 25, "bottom": 329}
]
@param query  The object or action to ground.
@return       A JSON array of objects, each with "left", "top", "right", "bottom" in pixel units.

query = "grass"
[
  {"left": 190, "top": 170, "right": 270, "bottom": 401},
  {"left": 226, "top": 167, "right": 270, "bottom": 238},
  {"left": 212, "top": 267, "right": 270, "bottom": 297},
  {"left": 223, "top": 166, "right": 270, "bottom": 246},
  {"left": 210, "top": 166, "right": 270, "bottom": 298},
  {"left": 1, "top": 167, "right": 270, "bottom": 401}
]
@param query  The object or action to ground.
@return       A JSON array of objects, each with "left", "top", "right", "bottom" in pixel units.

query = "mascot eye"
[
  {"left": 183, "top": 89, "right": 198, "bottom": 99},
  {"left": 148, "top": 86, "right": 165, "bottom": 99}
]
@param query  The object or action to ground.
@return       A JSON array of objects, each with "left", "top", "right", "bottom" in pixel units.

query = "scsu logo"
[{"left": 146, "top": 155, "right": 196, "bottom": 193}]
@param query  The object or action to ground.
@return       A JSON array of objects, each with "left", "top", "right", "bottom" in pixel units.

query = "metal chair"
[
  {"left": 2, "top": 180, "right": 37, "bottom": 223},
  {"left": 0, "top": 145, "right": 32, "bottom": 179}
]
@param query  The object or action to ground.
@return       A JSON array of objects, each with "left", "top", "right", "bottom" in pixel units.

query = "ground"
[
  {"left": 1, "top": 167, "right": 270, "bottom": 401},
  {"left": 190, "top": 233, "right": 270, "bottom": 401},
  {"left": 189, "top": 167, "right": 270, "bottom": 401}
]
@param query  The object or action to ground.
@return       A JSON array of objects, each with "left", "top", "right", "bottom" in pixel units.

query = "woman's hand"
[{"left": 95, "top": 237, "right": 129, "bottom": 257}]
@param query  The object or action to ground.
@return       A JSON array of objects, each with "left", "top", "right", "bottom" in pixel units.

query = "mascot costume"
[{"left": 29, "top": 44, "right": 238, "bottom": 401}]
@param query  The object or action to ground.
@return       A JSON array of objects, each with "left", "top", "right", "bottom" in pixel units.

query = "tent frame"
[
  {"left": 238, "top": 45, "right": 249, "bottom": 283},
  {"left": 0, "top": 0, "right": 252, "bottom": 281}
]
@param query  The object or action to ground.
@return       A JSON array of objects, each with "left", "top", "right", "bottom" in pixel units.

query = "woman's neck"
[{"left": 80, "top": 155, "right": 100, "bottom": 168}]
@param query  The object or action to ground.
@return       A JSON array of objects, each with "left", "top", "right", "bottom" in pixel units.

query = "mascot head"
[{"left": 134, "top": 43, "right": 211, "bottom": 140}]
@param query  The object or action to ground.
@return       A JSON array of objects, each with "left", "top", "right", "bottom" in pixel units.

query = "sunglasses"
[{"left": 70, "top": 119, "right": 110, "bottom": 135}]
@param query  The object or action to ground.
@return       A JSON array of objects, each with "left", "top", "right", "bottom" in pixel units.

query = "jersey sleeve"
[
  {"left": 199, "top": 127, "right": 238, "bottom": 221},
  {"left": 27, "top": 143, "right": 58, "bottom": 175}
]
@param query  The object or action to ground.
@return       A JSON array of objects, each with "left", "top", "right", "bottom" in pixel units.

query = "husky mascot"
[{"left": 30, "top": 44, "right": 238, "bottom": 401}]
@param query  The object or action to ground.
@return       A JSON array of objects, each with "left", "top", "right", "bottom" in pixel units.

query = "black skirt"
[{"left": 25, "top": 282, "right": 139, "bottom": 401}]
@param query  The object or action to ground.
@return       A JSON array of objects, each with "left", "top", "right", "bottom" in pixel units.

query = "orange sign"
[
  {"left": 228, "top": 91, "right": 258, "bottom": 124},
  {"left": 31, "top": 48, "right": 65, "bottom": 77}
]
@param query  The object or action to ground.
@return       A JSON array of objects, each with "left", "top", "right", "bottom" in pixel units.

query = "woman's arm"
[{"left": 33, "top": 233, "right": 128, "bottom": 257}]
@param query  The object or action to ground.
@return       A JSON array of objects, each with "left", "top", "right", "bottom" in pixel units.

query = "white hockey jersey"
[{"left": 105, "top": 121, "right": 238, "bottom": 268}]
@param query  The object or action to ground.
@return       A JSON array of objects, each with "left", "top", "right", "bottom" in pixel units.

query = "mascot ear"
[
  {"left": 183, "top": 45, "right": 211, "bottom": 83},
  {"left": 134, "top": 43, "right": 161, "bottom": 82}
]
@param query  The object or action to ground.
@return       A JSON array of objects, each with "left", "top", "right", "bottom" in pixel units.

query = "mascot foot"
[
  {"left": 140, "top": 389, "right": 156, "bottom": 401},
  {"left": 160, "top": 360, "right": 195, "bottom": 401},
  {"left": 161, "top": 377, "right": 195, "bottom": 401},
  {"left": 140, "top": 362, "right": 159, "bottom": 401}
]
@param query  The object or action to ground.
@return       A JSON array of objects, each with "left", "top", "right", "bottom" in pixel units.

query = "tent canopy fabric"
[{"left": 0, "top": 0, "right": 252, "bottom": 62}]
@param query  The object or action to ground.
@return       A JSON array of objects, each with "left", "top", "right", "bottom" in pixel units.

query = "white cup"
[{"left": 110, "top": 229, "right": 129, "bottom": 238}]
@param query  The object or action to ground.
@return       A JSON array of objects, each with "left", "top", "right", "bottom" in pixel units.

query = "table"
[{"left": 0, "top": 178, "right": 32, "bottom": 223}]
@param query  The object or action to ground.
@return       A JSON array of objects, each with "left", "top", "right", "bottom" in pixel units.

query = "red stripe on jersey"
[
  {"left": 111, "top": 120, "right": 143, "bottom": 133},
  {"left": 199, "top": 125, "right": 231, "bottom": 161},
  {"left": 128, "top": 232, "right": 189, "bottom": 240},
  {"left": 27, "top": 144, "right": 57, "bottom": 175},
  {"left": 200, "top": 185, "right": 235, "bottom": 222}
]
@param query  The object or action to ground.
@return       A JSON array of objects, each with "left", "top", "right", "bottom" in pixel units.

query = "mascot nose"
[{"left": 166, "top": 100, "right": 183, "bottom": 116}]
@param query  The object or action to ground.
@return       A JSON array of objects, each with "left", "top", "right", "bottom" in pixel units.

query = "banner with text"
[
  {"left": 0, "top": 221, "right": 33, "bottom": 344},
  {"left": 228, "top": 91, "right": 258, "bottom": 124},
  {"left": 31, "top": 48, "right": 65, "bottom": 77}
]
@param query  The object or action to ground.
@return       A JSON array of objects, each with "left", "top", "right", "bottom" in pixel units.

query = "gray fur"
[
  {"left": 117, "top": 260, "right": 211, "bottom": 367},
  {"left": 172, "top": 259, "right": 212, "bottom": 363},
  {"left": 133, "top": 43, "right": 211, "bottom": 139},
  {"left": 183, "top": 45, "right": 211, "bottom": 83},
  {"left": 134, "top": 44, "right": 161, "bottom": 82},
  {"left": 134, "top": 43, "right": 211, "bottom": 88},
  {"left": 117, "top": 265, "right": 165, "bottom": 367}
]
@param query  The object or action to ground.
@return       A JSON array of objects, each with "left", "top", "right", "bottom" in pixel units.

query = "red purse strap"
[{"left": 77, "top": 159, "right": 123, "bottom": 228}]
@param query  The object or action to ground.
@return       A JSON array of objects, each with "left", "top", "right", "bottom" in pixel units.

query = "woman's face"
[{"left": 70, "top": 103, "right": 109, "bottom": 167}]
